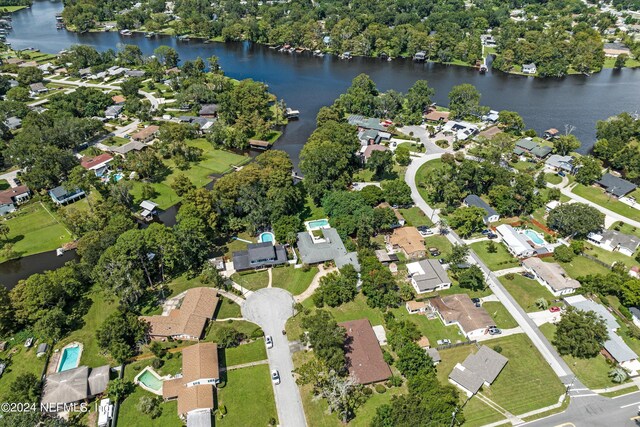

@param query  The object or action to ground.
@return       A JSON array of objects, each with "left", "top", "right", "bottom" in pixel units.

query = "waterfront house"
[
  {"left": 429, "top": 294, "right": 495, "bottom": 340},
  {"left": 531, "top": 145, "right": 553, "bottom": 159},
  {"left": 361, "top": 144, "right": 389, "bottom": 163},
  {"left": 482, "top": 110, "right": 499, "bottom": 123},
  {"left": 131, "top": 125, "right": 160, "bottom": 143},
  {"left": 449, "top": 346, "right": 508, "bottom": 396},
  {"left": 142, "top": 287, "right": 219, "bottom": 341},
  {"left": 338, "top": 319, "right": 392, "bottom": 384},
  {"left": 443, "top": 120, "right": 479, "bottom": 141},
  {"left": 80, "top": 153, "right": 113, "bottom": 177},
  {"left": 198, "top": 104, "right": 219, "bottom": 118},
  {"left": 495, "top": 224, "right": 535, "bottom": 258},
  {"left": 249, "top": 139, "right": 270, "bottom": 150},
  {"left": 29, "top": 82, "right": 48, "bottom": 97},
  {"left": 0, "top": 185, "right": 30, "bottom": 216},
  {"left": 389, "top": 226, "right": 426, "bottom": 259},
  {"left": 543, "top": 128, "right": 559, "bottom": 139},
  {"left": 232, "top": 241, "right": 288, "bottom": 271},
  {"left": 49, "top": 185, "right": 85, "bottom": 205},
  {"left": 104, "top": 105, "right": 123, "bottom": 120},
  {"left": 41, "top": 365, "right": 110, "bottom": 407},
  {"left": 595, "top": 173, "right": 637, "bottom": 198},
  {"left": 603, "top": 42, "right": 631, "bottom": 57},
  {"left": 463, "top": 195, "right": 500, "bottom": 223},
  {"left": 139, "top": 200, "right": 158, "bottom": 221},
  {"left": 545, "top": 154, "right": 576, "bottom": 174},
  {"left": 424, "top": 107, "right": 450, "bottom": 123},
  {"left": 297, "top": 228, "right": 360, "bottom": 271},
  {"left": 514, "top": 138, "right": 537, "bottom": 155},
  {"left": 522, "top": 63, "right": 537, "bottom": 74},
  {"left": 163, "top": 342, "right": 219, "bottom": 422},
  {"left": 78, "top": 67, "right": 92, "bottom": 78},
  {"left": 347, "top": 115, "right": 388, "bottom": 132},
  {"left": 522, "top": 257, "right": 580, "bottom": 296},
  {"left": 406, "top": 259, "right": 452, "bottom": 294},
  {"left": 587, "top": 230, "right": 640, "bottom": 257}
]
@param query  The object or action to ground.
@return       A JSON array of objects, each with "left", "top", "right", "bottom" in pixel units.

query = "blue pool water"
[
  {"left": 58, "top": 346, "right": 81, "bottom": 372},
  {"left": 113, "top": 173, "right": 124, "bottom": 182},
  {"left": 523, "top": 230, "right": 545, "bottom": 245},
  {"left": 308, "top": 219, "right": 329, "bottom": 229},
  {"left": 259, "top": 232, "right": 275, "bottom": 243}
]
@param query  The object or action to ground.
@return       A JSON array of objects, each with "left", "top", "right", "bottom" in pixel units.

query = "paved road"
[
  {"left": 525, "top": 390, "right": 640, "bottom": 426},
  {"left": 242, "top": 288, "right": 307, "bottom": 427},
  {"left": 405, "top": 153, "right": 577, "bottom": 385}
]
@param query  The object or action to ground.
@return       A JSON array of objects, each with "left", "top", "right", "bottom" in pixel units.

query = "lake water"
[{"left": 2, "top": 0, "right": 640, "bottom": 286}]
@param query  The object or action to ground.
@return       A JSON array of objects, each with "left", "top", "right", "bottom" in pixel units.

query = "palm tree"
[
  {"left": 436, "top": 219, "right": 448, "bottom": 235},
  {"left": 609, "top": 367, "right": 628, "bottom": 384},
  {"left": 535, "top": 298, "right": 549, "bottom": 310},
  {"left": 0, "top": 223, "right": 9, "bottom": 241}
]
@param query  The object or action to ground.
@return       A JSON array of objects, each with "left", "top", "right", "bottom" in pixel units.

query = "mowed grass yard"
[
  {"left": 272, "top": 265, "right": 318, "bottom": 295},
  {"left": 470, "top": 241, "right": 520, "bottom": 271},
  {"left": 221, "top": 339, "right": 267, "bottom": 367},
  {"left": 231, "top": 270, "right": 269, "bottom": 291},
  {"left": 543, "top": 254, "right": 611, "bottom": 279},
  {"left": 130, "top": 139, "right": 249, "bottom": 209},
  {"left": 398, "top": 206, "right": 433, "bottom": 227},
  {"left": 573, "top": 184, "right": 640, "bottom": 223},
  {"left": 482, "top": 301, "right": 519, "bottom": 329},
  {"left": 499, "top": 274, "right": 557, "bottom": 312},
  {"left": 0, "top": 202, "right": 73, "bottom": 262},
  {"left": 0, "top": 344, "right": 47, "bottom": 402}
]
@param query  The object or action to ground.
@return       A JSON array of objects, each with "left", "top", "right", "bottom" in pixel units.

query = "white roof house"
[
  {"left": 443, "top": 120, "right": 479, "bottom": 141},
  {"left": 406, "top": 259, "right": 452, "bottom": 294},
  {"left": 495, "top": 224, "right": 535, "bottom": 258},
  {"left": 587, "top": 230, "right": 640, "bottom": 258},
  {"left": 522, "top": 257, "right": 580, "bottom": 296}
]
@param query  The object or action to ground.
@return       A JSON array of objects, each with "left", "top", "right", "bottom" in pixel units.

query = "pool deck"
[
  {"left": 304, "top": 218, "right": 331, "bottom": 232},
  {"left": 134, "top": 366, "right": 168, "bottom": 396}
]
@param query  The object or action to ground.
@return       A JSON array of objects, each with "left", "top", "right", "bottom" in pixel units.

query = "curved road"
[{"left": 241, "top": 288, "right": 307, "bottom": 427}]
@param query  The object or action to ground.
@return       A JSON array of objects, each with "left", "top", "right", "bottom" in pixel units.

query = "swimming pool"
[
  {"left": 58, "top": 345, "right": 81, "bottom": 372},
  {"left": 307, "top": 219, "right": 329, "bottom": 230},
  {"left": 138, "top": 370, "right": 163, "bottom": 391},
  {"left": 258, "top": 232, "right": 275, "bottom": 243},
  {"left": 113, "top": 173, "right": 123, "bottom": 182},
  {"left": 522, "top": 229, "right": 546, "bottom": 245}
]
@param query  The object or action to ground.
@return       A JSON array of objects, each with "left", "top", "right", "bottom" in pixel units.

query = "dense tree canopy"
[{"left": 553, "top": 307, "right": 608, "bottom": 359}]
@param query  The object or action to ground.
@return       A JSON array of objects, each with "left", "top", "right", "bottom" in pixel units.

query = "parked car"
[
  {"left": 522, "top": 272, "right": 535, "bottom": 279},
  {"left": 487, "top": 233, "right": 497, "bottom": 239},
  {"left": 549, "top": 306, "right": 561, "bottom": 313},
  {"left": 418, "top": 226, "right": 434, "bottom": 237},
  {"left": 481, "top": 229, "right": 491, "bottom": 235},
  {"left": 488, "top": 327, "right": 502, "bottom": 335},
  {"left": 438, "top": 258, "right": 446, "bottom": 265},
  {"left": 271, "top": 370, "right": 280, "bottom": 385},
  {"left": 24, "top": 337, "right": 34, "bottom": 348},
  {"left": 557, "top": 171, "right": 565, "bottom": 177},
  {"left": 436, "top": 339, "right": 452, "bottom": 345},
  {"left": 429, "top": 247, "right": 440, "bottom": 256},
  {"left": 265, "top": 335, "right": 273, "bottom": 349},
  {"left": 471, "top": 298, "right": 481, "bottom": 307}
]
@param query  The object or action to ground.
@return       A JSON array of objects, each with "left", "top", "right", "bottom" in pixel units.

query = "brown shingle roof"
[
  {"left": 131, "top": 125, "right": 160, "bottom": 141},
  {"left": 431, "top": 294, "right": 494, "bottom": 334},
  {"left": 177, "top": 385, "right": 215, "bottom": 415},
  {"left": 162, "top": 377, "right": 184, "bottom": 400},
  {"left": 389, "top": 227, "right": 425, "bottom": 256},
  {"left": 141, "top": 288, "right": 219, "bottom": 339},
  {"left": 0, "top": 185, "right": 29, "bottom": 204},
  {"left": 339, "top": 319, "right": 392, "bottom": 384},
  {"left": 182, "top": 342, "right": 219, "bottom": 384}
]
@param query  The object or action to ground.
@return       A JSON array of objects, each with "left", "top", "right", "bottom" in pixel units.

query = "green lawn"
[
  {"left": 424, "top": 234, "right": 453, "bottom": 259},
  {"left": 540, "top": 323, "right": 619, "bottom": 389},
  {"left": 499, "top": 274, "right": 557, "bottom": 312},
  {"left": 205, "top": 320, "right": 262, "bottom": 344},
  {"left": 545, "top": 173, "right": 562, "bottom": 185},
  {"left": 543, "top": 254, "right": 611, "bottom": 279},
  {"left": 0, "top": 344, "right": 47, "bottom": 402},
  {"left": 215, "top": 298, "right": 242, "bottom": 319},
  {"left": 397, "top": 141, "right": 424, "bottom": 153},
  {"left": 231, "top": 270, "right": 269, "bottom": 291},
  {"left": 573, "top": 184, "right": 640, "bottom": 223},
  {"left": 415, "top": 159, "right": 446, "bottom": 203},
  {"left": 0, "top": 179, "right": 9, "bottom": 190},
  {"left": 582, "top": 243, "right": 639, "bottom": 269},
  {"left": 222, "top": 339, "right": 267, "bottom": 366},
  {"left": 611, "top": 221, "right": 640, "bottom": 239},
  {"left": 390, "top": 306, "right": 466, "bottom": 344},
  {"left": 0, "top": 5, "right": 27, "bottom": 12},
  {"left": 272, "top": 265, "right": 318, "bottom": 295},
  {"left": 300, "top": 196, "right": 326, "bottom": 222},
  {"left": 482, "top": 302, "right": 519, "bottom": 329},
  {"left": 470, "top": 241, "right": 520, "bottom": 271},
  {"left": 399, "top": 206, "right": 434, "bottom": 227},
  {"left": 218, "top": 365, "right": 278, "bottom": 427},
  {"left": 0, "top": 202, "right": 73, "bottom": 262}
]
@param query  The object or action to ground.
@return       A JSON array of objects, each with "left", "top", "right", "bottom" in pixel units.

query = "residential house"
[
  {"left": 630, "top": 306, "right": 640, "bottom": 328},
  {"left": 80, "top": 153, "right": 113, "bottom": 177},
  {"left": 107, "top": 66, "right": 127, "bottom": 76},
  {"left": 110, "top": 140, "right": 147, "bottom": 156},
  {"left": 522, "top": 63, "right": 537, "bottom": 74},
  {"left": 125, "top": 69, "right": 145, "bottom": 78},
  {"left": 426, "top": 347, "right": 441, "bottom": 364},
  {"left": 463, "top": 195, "right": 500, "bottom": 224},
  {"left": 297, "top": 228, "right": 360, "bottom": 271},
  {"left": 163, "top": 342, "right": 218, "bottom": 423},
  {"left": 249, "top": 139, "right": 270, "bottom": 150},
  {"left": 347, "top": 115, "right": 388, "bottom": 132},
  {"left": 544, "top": 128, "right": 559, "bottom": 139},
  {"left": 390, "top": 226, "right": 426, "bottom": 259},
  {"left": 49, "top": 185, "right": 86, "bottom": 205},
  {"left": 495, "top": 224, "right": 535, "bottom": 258},
  {"left": 522, "top": 257, "right": 580, "bottom": 296},
  {"left": 78, "top": 67, "right": 92, "bottom": 78},
  {"left": 198, "top": 104, "right": 218, "bottom": 118},
  {"left": 545, "top": 155, "right": 576, "bottom": 174},
  {"left": 232, "top": 241, "right": 288, "bottom": 271},
  {"left": 406, "top": 259, "right": 452, "bottom": 294},
  {"left": 29, "top": 82, "right": 48, "bottom": 97},
  {"left": 587, "top": 230, "right": 640, "bottom": 257},
  {"left": 338, "top": 319, "right": 392, "bottom": 384},
  {"left": 603, "top": 42, "right": 631, "bottom": 57},
  {"left": 360, "top": 144, "right": 389, "bottom": 163},
  {"left": 375, "top": 249, "right": 399, "bottom": 265},
  {"left": 595, "top": 173, "right": 637, "bottom": 198},
  {"left": 0, "top": 185, "right": 30, "bottom": 216},
  {"left": 424, "top": 107, "right": 450, "bottom": 123},
  {"left": 429, "top": 294, "right": 495, "bottom": 339},
  {"left": 449, "top": 346, "right": 508, "bottom": 396},
  {"left": 141, "top": 287, "right": 219, "bottom": 341},
  {"left": 565, "top": 295, "right": 640, "bottom": 374},
  {"left": 111, "top": 95, "right": 126, "bottom": 105},
  {"left": 545, "top": 200, "right": 561, "bottom": 212},
  {"left": 41, "top": 365, "right": 110, "bottom": 406},
  {"left": 131, "top": 125, "right": 160, "bottom": 143},
  {"left": 405, "top": 300, "right": 428, "bottom": 314},
  {"left": 443, "top": 120, "right": 479, "bottom": 141},
  {"left": 4, "top": 116, "right": 21, "bottom": 130},
  {"left": 4, "top": 58, "right": 24, "bottom": 66},
  {"left": 531, "top": 145, "right": 552, "bottom": 159},
  {"left": 358, "top": 128, "right": 391, "bottom": 146},
  {"left": 482, "top": 110, "right": 499, "bottom": 123},
  {"left": 104, "top": 105, "right": 123, "bottom": 119},
  {"left": 514, "top": 138, "right": 537, "bottom": 156}
]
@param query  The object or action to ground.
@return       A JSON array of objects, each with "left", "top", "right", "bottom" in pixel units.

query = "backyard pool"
[
  {"left": 135, "top": 367, "right": 164, "bottom": 395},
  {"left": 522, "top": 229, "right": 546, "bottom": 245},
  {"left": 307, "top": 219, "right": 330, "bottom": 230},
  {"left": 258, "top": 232, "right": 275, "bottom": 243},
  {"left": 57, "top": 344, "right": 81, "bottom": 372}
]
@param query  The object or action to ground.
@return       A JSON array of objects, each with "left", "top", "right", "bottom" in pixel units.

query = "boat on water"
[
  {"left": 479, "top": 64, "right": 488, "bottom": 73},
  {"left": 145, "top": 31, "right": 156, "bottom": 38},
  {"left": 313, "top": 50, "right": 324, "bottom": 57},
  {"left": 177, "top": 35, "right": 190, "bottom": 41},
  {"left": 340, "top": 51, "right": 352, "bottom": 60},
  {"left": 119, "top": 29, "right": 132, "bottom": 36}
]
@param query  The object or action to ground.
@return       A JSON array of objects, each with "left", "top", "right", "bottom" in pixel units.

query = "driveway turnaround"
[{"left": 242, "top": 288, "right": 307, "bottom": 427}]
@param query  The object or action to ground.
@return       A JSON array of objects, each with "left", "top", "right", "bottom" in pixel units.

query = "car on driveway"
[
  {"left": 428, "top": 247, "right": 440, "bottom": 257},
  {"left": 471, "top": 297, "right": 481, "bottom": 307},
  {"left": 522, "top": 272, "right": 535, "bottom": 279},
  {"left": 265, "top": 335, "right": 273, "bottom": 349},
  {"left": 488, "top": 327, "right": 502, "bottom": 335},
  {"left": 417, "top": 226, "right": 433, "bottom": 237},
  {"left": 549, "top": 306, "right": 561, "bottom": 313},
  {"left": 271, "top": 369, "right": 280, "bottom": 385},
  {"left": 487, "top": 232, "right": 497, "bottom": 239}
]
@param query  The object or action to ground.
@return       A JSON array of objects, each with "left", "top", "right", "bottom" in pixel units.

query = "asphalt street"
[{"left": 242, "top": 288, "right": 307, "bottom": 427}]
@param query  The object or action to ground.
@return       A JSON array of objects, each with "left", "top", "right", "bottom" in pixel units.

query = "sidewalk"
[{"left": 221, "top": 359, "right": 268, "bottom": 372}]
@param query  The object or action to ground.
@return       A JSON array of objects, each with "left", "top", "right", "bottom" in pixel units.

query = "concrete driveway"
[{"left": 242, "top": 288, "right": 307, "bottom": 427}]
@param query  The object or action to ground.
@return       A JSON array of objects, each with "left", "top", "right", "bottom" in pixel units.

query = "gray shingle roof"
[
  {"left": 297, "top": 228, "right": 348, "bottom": 265},
  {"left": 464, "top": 194, "right": 498, "bottom": 221},
  {"left": 604, "top": 333, "right": 637, "bottom": 363},
  {"left": 601, "top": 229, "right": 640, "bottom": 253},
  {"left": 412, "top": 259, "right": 450, "bottom": 292},
  {"left": 515, "top": 139, "right": 537, "bottom": 151},
  {"left": 462, "top": 346, "right": 508, "bottom": 384},
  {"left": 449, "top": 365, "right": 485, "bottom": 394},
  {"left": 232, "top": 242, "right": 287, "bottom": 271},
  {"left": 564, "top": 295, "right": 619, "bottom": 330},
  {"left": 596, "top": 173, "right": 637, "bottom": 198}
]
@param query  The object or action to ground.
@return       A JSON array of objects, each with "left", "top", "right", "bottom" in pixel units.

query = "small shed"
[{"left": 36, "top": 343, "right": 48, "bottom": 357}]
